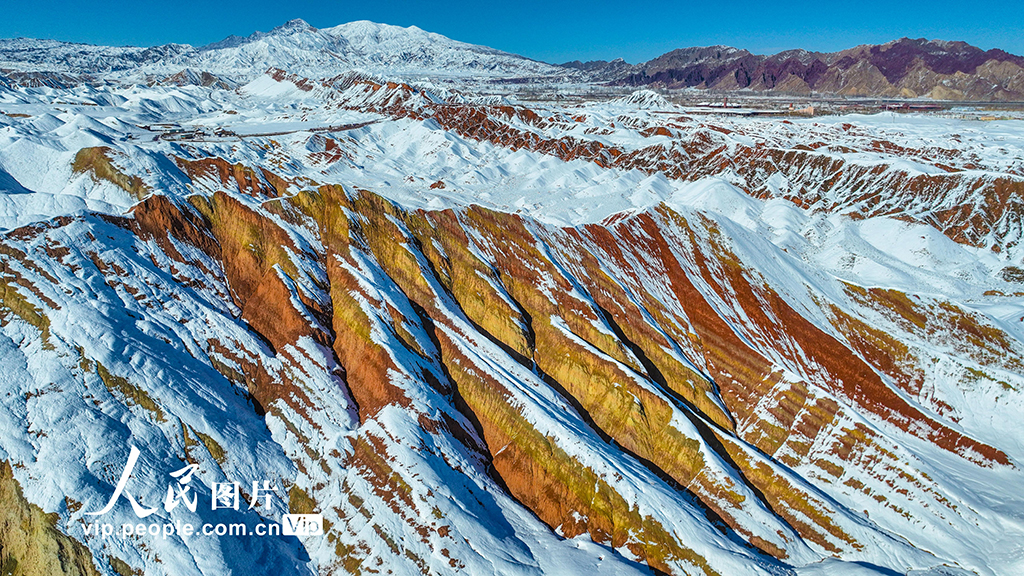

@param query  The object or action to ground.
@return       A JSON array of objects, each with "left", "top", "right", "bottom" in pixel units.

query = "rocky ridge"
[{"left": 612, "top": 38, "right": 1024, "bottom": 101}]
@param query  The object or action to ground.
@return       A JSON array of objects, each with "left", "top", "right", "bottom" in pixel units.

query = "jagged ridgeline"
[{"left": 0, "top": 59, "right": 1022, "bottom": 576}]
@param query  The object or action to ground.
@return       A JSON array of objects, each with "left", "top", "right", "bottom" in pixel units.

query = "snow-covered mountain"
[{"left": 0, "top": 19, "right": 575, "bottom": 84}]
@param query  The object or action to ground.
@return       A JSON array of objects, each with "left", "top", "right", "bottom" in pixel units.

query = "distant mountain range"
[
  {"left": 570, "top": 38, "right": 1024, "bottom": 101},
  {"left": 2, "top": 19, "right": 1023, "bottom": 100}
]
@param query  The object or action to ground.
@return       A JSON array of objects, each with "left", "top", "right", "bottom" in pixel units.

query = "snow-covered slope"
[
  {"left": 0, "top": 19, "right": 575, "bottom": 84},
  {"left": 0, "top": 68, "right": 1023, "bottom": 576}
]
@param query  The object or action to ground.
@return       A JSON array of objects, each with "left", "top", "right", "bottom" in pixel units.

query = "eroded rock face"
[
  {"left": 306, "top": 75, "right": 1024, "bottom": 257},
  {"left": 1, "top": 71, "right": 1022, "bottom": 576},
  {"left": 0, "top": 462, "right": 100, "bottom": 576},
  {"left": 7, "top": 173, "right": 1014, "bottom": 574}
]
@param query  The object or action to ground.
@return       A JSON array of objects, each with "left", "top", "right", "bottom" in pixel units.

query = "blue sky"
[{"left": 4, "top": 0, "right": 1023, "bottom": 63}]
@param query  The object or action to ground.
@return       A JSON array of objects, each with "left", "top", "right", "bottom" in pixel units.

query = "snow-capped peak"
[
  {"left": 320, "top": 20, "right": 530, "bottom": 65},
  {"left": 199, "top": 18, "right": 317, "bottom": 51},
  {"left": 324, "top": 20, "right": 430, "bottom": 42},
  {"left": 616, "top": 89, "right": 672, "bottom": 109},
  {"left": 274, "top": 18, "right": 315, "bottom": 33},
  {"left": 0, "top": 19, "right": 575, "bottom": 83}
]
